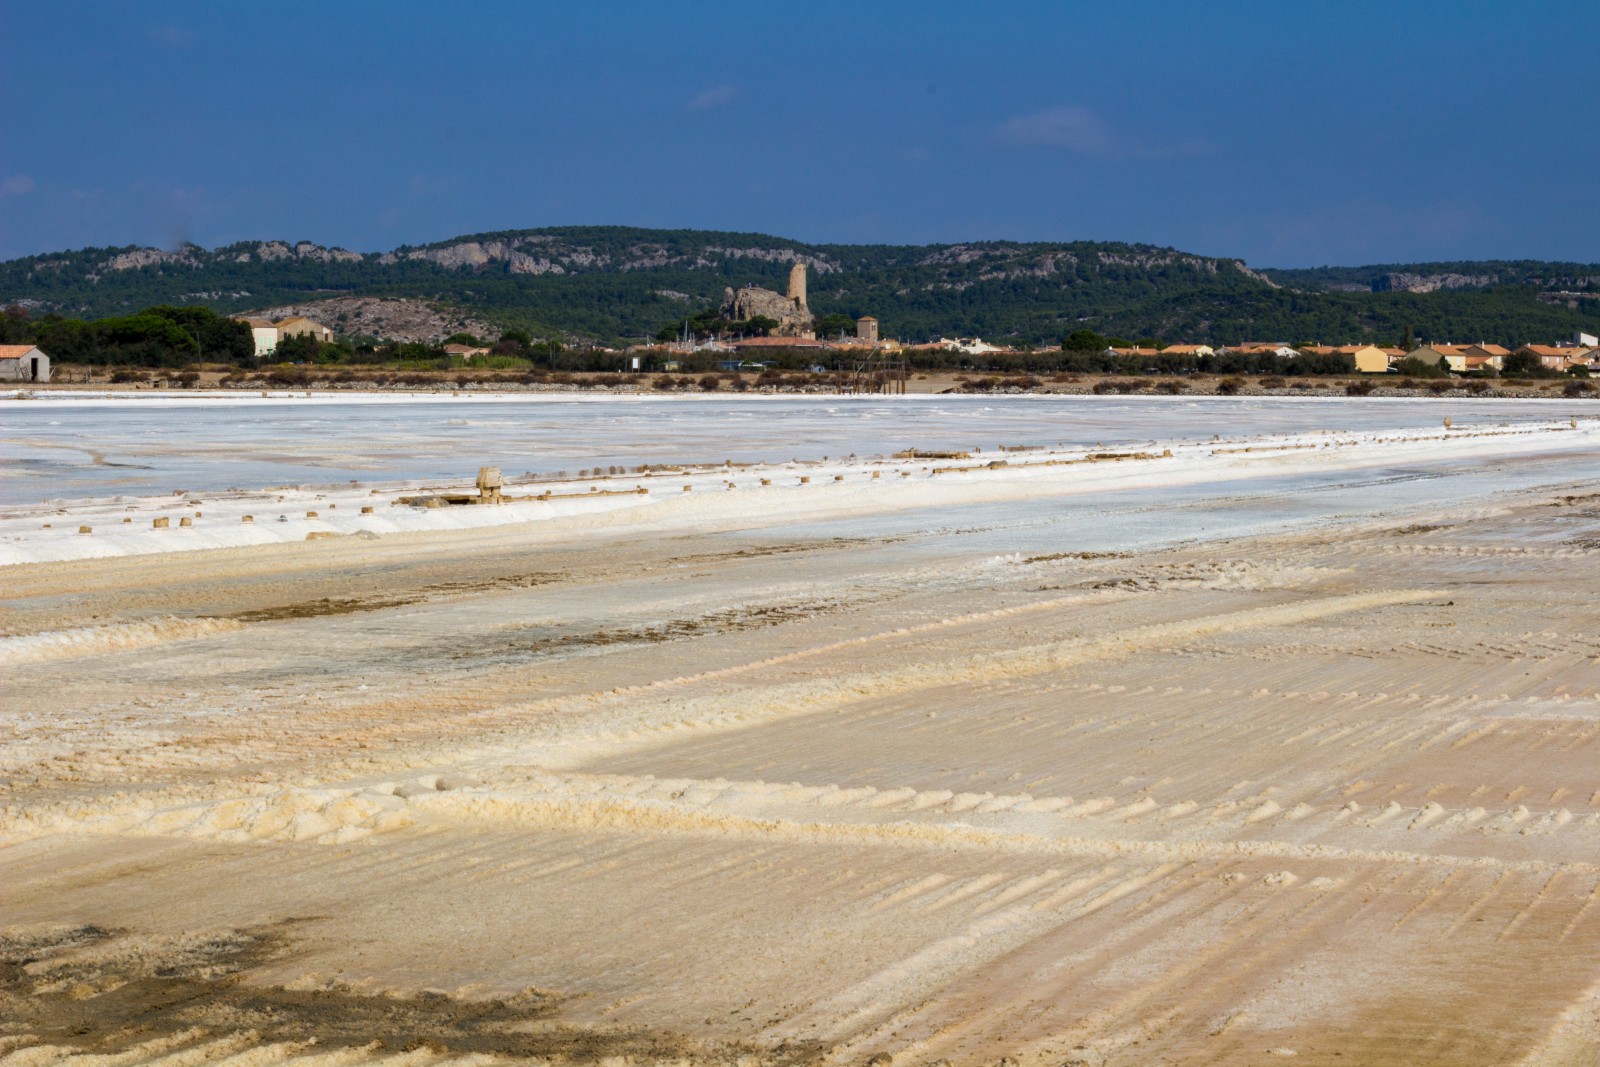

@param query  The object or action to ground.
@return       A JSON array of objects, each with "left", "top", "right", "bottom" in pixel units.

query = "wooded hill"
[{"left": 3, "top": 226, "right": 1597, "bottom": 347}]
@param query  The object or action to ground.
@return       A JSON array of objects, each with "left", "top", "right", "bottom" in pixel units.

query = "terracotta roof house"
[
  {"left": 1399, "top": 344, "right": 1509, "bottom": 373},
  {"left": 274, "top": 317, "right": 333, "bottom": 343},
  {"left": 1295, "top": 345, "right": 1393, "bottom": 372},
  {"left": 1516, "top": 345, "right": 1586, "bottom": 370},
  {"left": 1345, "top": 345, "right": 1391, "bottom": 373},
  {"left": 1458, "top": 344, "right": 1508, "bottom": 372},
  {"left": 0, "top": 344, "right": 50, "bottom": 382},
  {"left": 1401, "top": 345, "right": 1455, "bottom": 368}
]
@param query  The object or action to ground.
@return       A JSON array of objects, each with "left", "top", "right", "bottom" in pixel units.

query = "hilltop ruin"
[{"left": 721, "top": 263, "right": 816, "bottom": 338}]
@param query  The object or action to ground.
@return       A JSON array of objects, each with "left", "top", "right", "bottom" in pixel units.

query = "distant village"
[
  {"left": 0, "top": 262, "right": 1596, "bottom": 386},
  {"left": 632, "top": 332, "right": 1600, "bottom": 376},
  {"left": 617, "top": 266, "right": 1599, "bottom": 377}
]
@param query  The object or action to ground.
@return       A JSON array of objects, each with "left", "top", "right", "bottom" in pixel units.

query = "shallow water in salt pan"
[{"left": 4, "top": 393, "right": 1596, "bottom": 505}]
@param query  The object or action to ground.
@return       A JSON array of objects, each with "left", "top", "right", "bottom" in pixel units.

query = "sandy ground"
[{"left": 4, "top": 413, "right": 1600, "bottom": 1067}]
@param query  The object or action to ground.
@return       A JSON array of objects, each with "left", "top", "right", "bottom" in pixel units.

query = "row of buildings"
[
  {"left": 1152, "top": 336, "right": 1600, "bottom": 374},
  {"left": 641, "top": 334, "right": 1599, "bottom": 376},
  {"left": 1386, "top": 340, "right": 1597, "bottom": 374}
]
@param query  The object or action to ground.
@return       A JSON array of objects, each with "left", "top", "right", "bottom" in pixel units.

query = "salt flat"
[{"left": 3, "top": 397, "right": 1600, "bottom": 1067}]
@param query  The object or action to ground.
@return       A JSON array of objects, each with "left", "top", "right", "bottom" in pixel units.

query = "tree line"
[{"left": 1, "top": 304, "right": 254, "bottom": 366}]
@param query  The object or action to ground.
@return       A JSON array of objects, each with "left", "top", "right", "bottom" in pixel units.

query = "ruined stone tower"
[
  {"left": 787, "top": 263, "right": 807, "bottom": 309},
  {"left": 722, "top": 261, "right": 816, "bottom": 338}
]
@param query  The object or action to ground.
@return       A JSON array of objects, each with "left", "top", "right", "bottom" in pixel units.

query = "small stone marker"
[
  {"left": 306, "top": 510, "right": 318, "bottom": 518},
  {"left": 179, "top": 517, "right": 193, "bottom": 527},
  {"left": 476, "top": 466, "right": 504, "bottom": 504},
  {"left": 79, "top": 525, "right": 92, "bottom": 535},
  {"left": 361, "top": 506, "right": 374, "bottom": 514},
  {"left": 152, "top": 517, "right": 169, "bottom": 529},
  {"left": 242, "top": 515, "right": 253, "bottom": 523}
]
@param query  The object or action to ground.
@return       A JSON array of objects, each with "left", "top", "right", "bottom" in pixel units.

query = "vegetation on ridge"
[{"left": 3, "top": 226, "right": 1596, "bottom": 348}]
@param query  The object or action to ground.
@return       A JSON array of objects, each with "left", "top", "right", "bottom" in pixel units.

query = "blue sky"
[{"left": 2, "top": 0, "right": 1596, "bottom": 267}]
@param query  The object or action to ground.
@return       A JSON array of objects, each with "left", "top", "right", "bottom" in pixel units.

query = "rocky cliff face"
[
  {"left": 374, "top": 236, "right": 839, "bottom": 276},
  {"left": 105, "top": 248, "right": 201, "bottom": 271},
  {"left": 1372, "top": 272, "right": 1498, "bottom": 293}
]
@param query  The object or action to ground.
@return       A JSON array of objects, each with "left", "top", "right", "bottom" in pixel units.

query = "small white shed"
[{"left": 0, "top": 345, "right": 50, "bottom": 382}]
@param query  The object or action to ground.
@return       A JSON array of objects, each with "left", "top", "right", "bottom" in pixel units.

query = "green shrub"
[{"left": 1392, "top": 357, "right": 1449, "bottom": 378}]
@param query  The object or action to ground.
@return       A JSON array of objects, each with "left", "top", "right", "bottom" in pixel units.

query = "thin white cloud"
[
  {"left": 995, "top": 105, "right": 1208, "bottom": 160},
  {"left": 687, "top": 85, "right": 738, "bottom": 111},
  {"left": 0, "top": 174, "right": 36, "bottom": 198},
  {"left": 996, "top": 106, "right": 1116, "bottom": 156}
]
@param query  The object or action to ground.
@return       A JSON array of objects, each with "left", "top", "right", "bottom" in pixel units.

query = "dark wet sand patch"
[{"left": 2, "top": 922, "right": 824, "bottom": 1065}]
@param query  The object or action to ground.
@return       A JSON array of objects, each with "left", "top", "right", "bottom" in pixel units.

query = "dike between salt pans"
[{"left": 3, "top": 417, "right": 1594, "bottom": 567}]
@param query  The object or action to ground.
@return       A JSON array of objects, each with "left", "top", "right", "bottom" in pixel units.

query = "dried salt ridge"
[{"left": 6, "top": 404, "right": 1600, "bottom": 1066}]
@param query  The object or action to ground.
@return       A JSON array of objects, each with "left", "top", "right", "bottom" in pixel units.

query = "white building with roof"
[
  {"left": 0, "top": 344, "right": 50, "bottom": 382},
  {"left": 238, "top": 318, "right": 279, "bottom": 357}
]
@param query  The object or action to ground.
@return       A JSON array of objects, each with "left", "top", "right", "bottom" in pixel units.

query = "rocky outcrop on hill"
[
  {"left": 373, "top": 236, "right": 840, "bottom": 277},
  {"left": 382, "top": 240, "right": 525, "bottom": 270},
  {"left": 1372, "top": 272, "right": 1498, "bottom": 293},
  {"left": 105, "top": 248, "right": 201, "bottom": 271},
  {"left": 244, "top": 241, "right": 363, "bottom": 264},
  {"left": 704, "top": 246, "right": 838, "bottom": 272},
  {"left": 1231, "top": 261, "right": 1282, "bottom": 288},
  {"left": 242, "top": 297, "right": 495, "bottom": 344}
]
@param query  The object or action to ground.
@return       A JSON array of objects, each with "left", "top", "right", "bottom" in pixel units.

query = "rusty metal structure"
[{"left": 840, "top": 352, "right": 908, "bottom": 395}]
